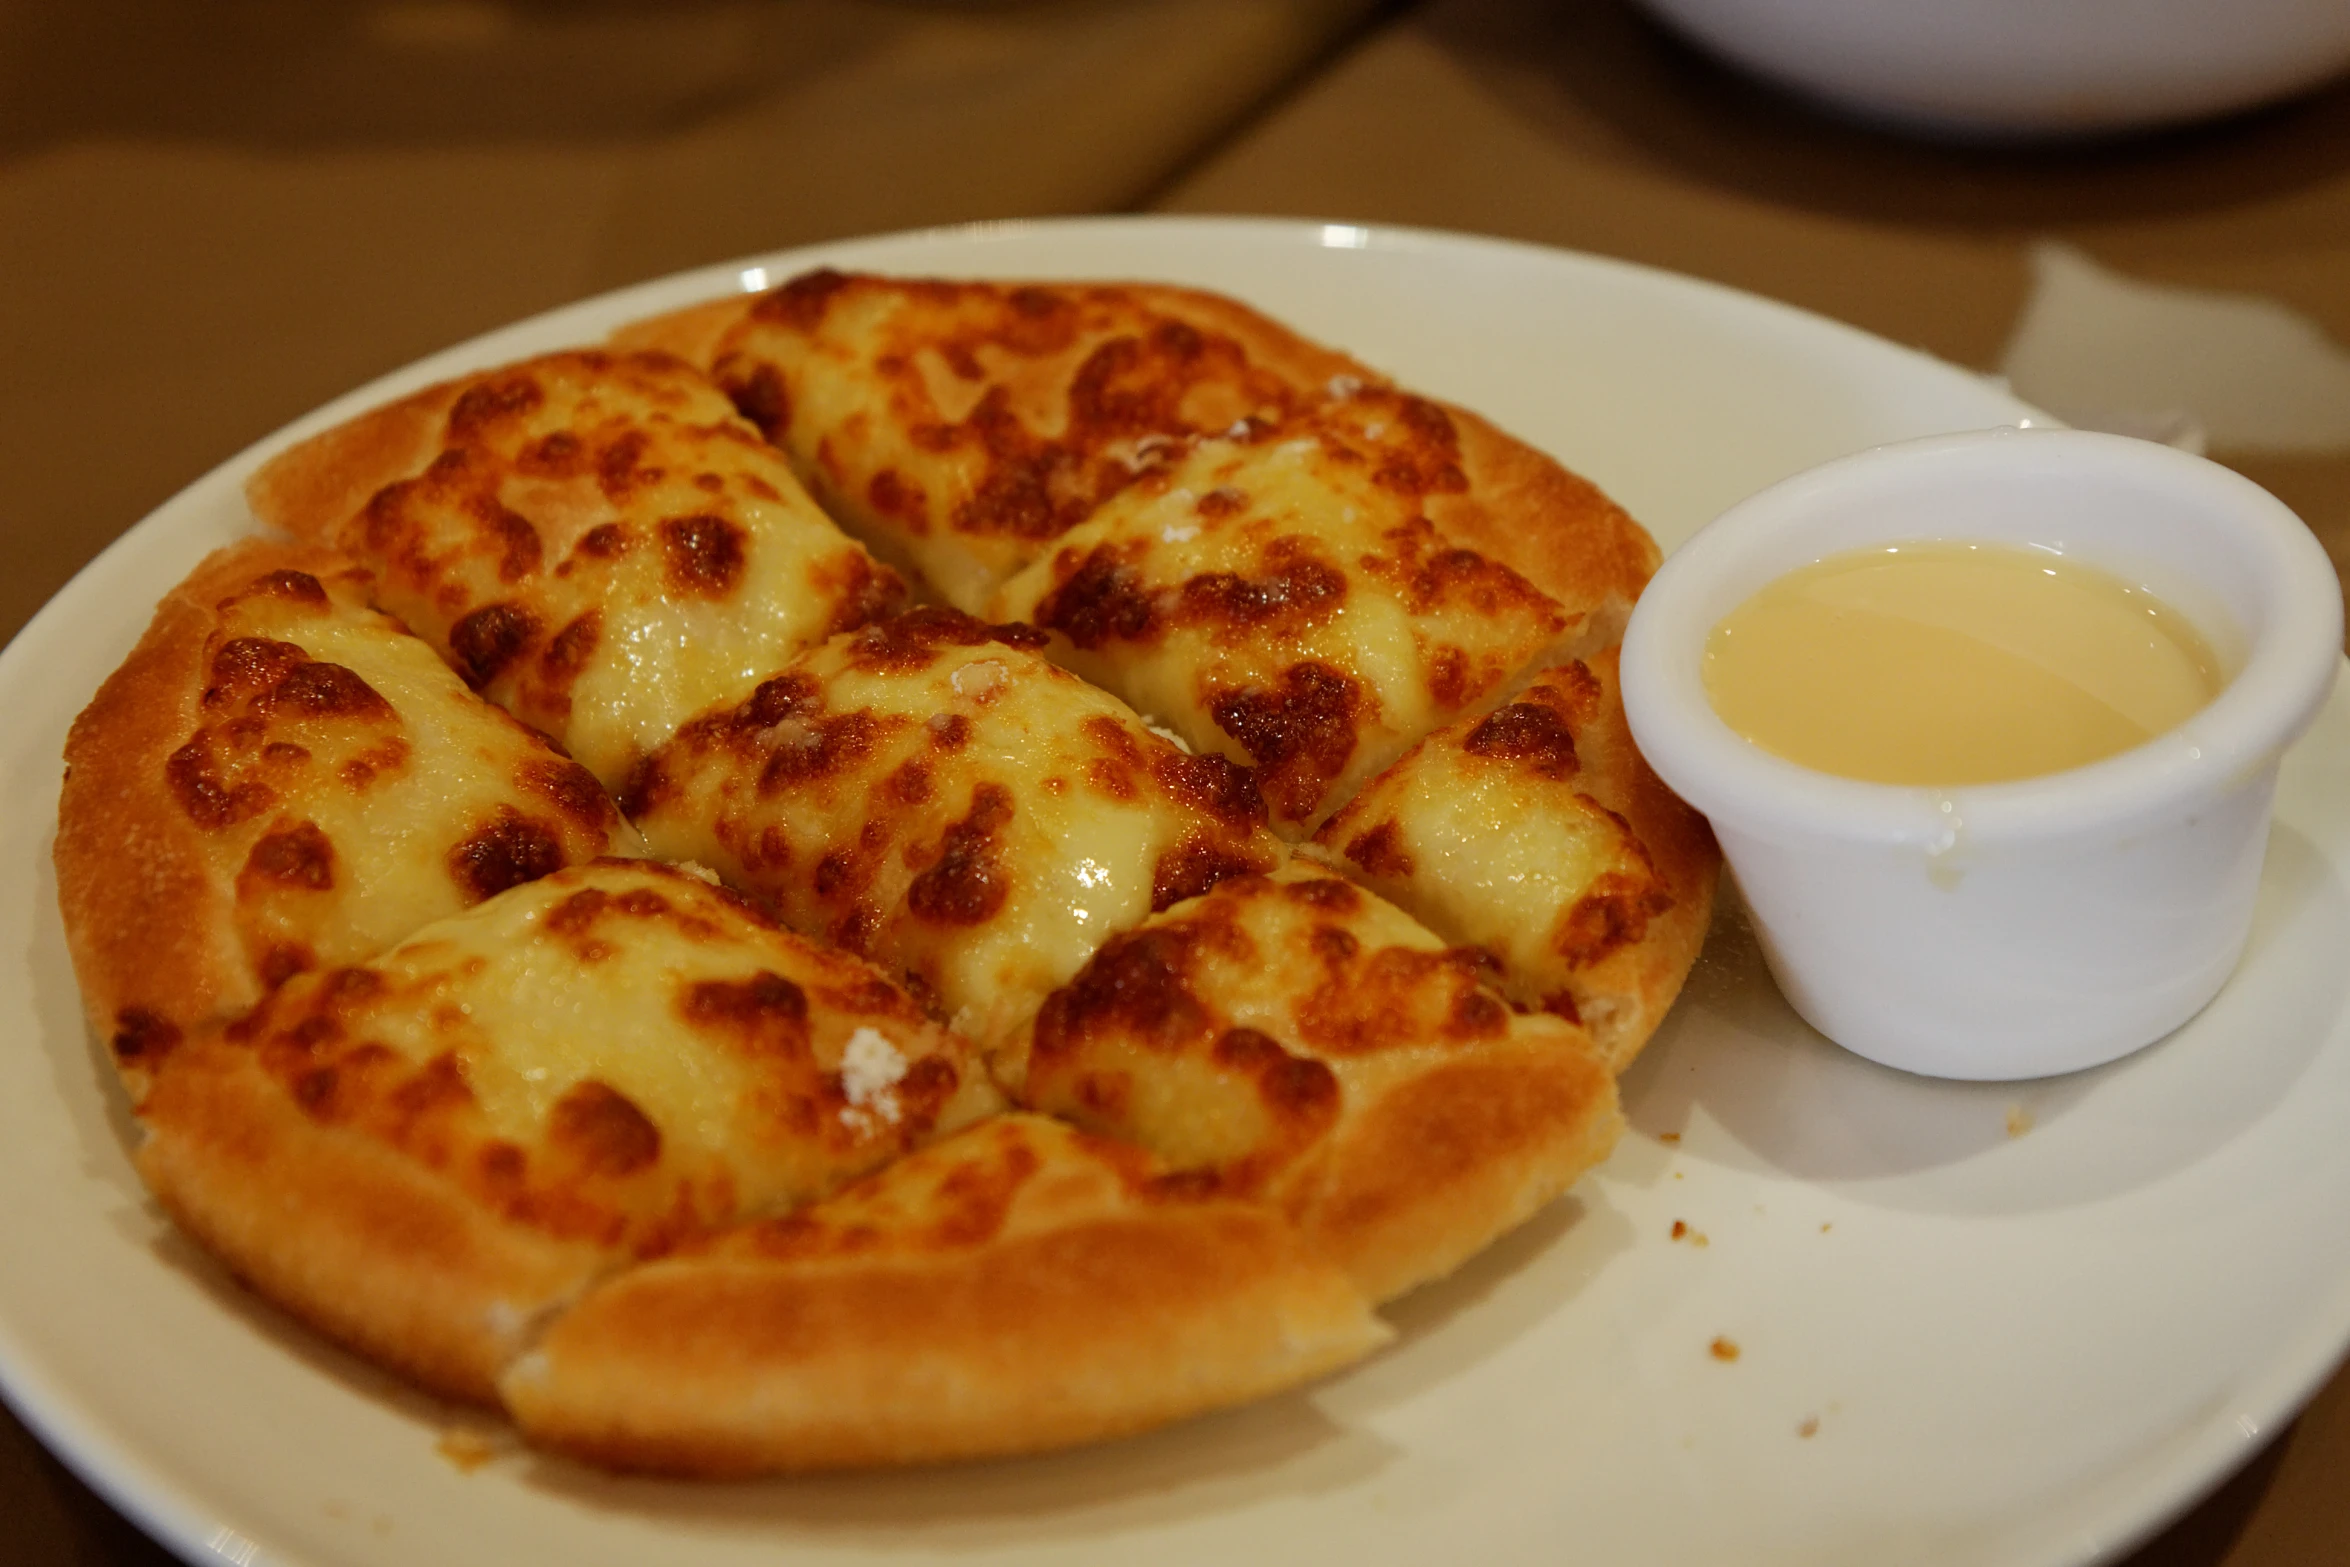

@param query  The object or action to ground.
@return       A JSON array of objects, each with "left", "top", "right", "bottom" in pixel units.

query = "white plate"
[{"left": 4, "top": 216, "right": 2345, "bottom": 1567}]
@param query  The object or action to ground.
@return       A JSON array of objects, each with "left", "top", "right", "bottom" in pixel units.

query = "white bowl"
[
  {"left": 1620, "top": 428, "right": 2343, "bottom": 1079},
  {"left": 1635, "top": 0, "right": 2350, "bottom": 138}
]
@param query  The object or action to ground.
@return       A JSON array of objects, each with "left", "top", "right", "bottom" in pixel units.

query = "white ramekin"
[{"left": 1620, "top": 428, "right": 2343, "bottom": 1080}]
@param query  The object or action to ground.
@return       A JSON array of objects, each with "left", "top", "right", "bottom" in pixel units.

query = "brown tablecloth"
[{"left": 6, "top": 0, "right": 2347, "bottom": 1561}]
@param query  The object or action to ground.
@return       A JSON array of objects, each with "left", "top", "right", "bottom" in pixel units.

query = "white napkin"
[{"left": 2000, "top": 240, "right": 2350, "bottom": 456}]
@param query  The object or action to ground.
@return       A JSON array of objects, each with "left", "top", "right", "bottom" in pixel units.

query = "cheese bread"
[
  {"left": 59, "top": 271, "right": 1720, "bottom": 1477},
  {"left": 997, "top": 863, "right": 1622, "bottom": 1303},
  {"left": 56, "top": 540, "right": 639, "bottom": 1095},
  {"left": 988, "top": 403, "right": 1584, "bottom": 835},
  {"left": 626, "top": 607, "right": 1282, "bottom": 1044},
  {"left": 615, "top": 271, "right": 1371, "bottom": 611},
  {"left": 245, "top": 350, "right": 905, "bottom": 789},
  {"left": 133, "top": 858, "right": 1001, "bottom": 1403},
  {"left": 501, "top": 1112, "right": 1388, "bottom": 1475},
  {"left": 1310, "top": 654, "right": 1718, "bottom": 1069}
]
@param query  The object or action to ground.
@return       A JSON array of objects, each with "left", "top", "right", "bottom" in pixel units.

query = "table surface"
[{"left": 4, "top": 2, "right": 2346, "bottom": 1562}]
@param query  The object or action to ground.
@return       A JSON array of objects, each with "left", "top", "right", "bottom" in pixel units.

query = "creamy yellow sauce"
[{"left": 1703, "top": 542, "right": 2221, "bottom": 786}]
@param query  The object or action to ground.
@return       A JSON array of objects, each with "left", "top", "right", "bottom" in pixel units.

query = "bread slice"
[
  {"left": 501, "top": 1112, "right": 1389, "bottom": 1474},
  {"left": 245, "top": 349, "right": 904, "bottom": 789},
  {"left": 997, "top": 863, "right": 1623, "bottom": 1303},
  {"left": 134, "top": 858, "right": 1002, "bottom": 1403},
  {"left": 57, "top": 540, "right": 638, "bottom": 1096},
  {"left": 1311, "top": 652, "right": 1718, "bottom": 1071}
]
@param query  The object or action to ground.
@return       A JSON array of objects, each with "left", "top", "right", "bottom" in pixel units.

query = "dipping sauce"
[{"left": 1703, "top": 542, "right": 2221, "bottom": 785}]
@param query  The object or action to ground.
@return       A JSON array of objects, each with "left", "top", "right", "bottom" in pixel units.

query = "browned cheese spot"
[
  {"left": 1195, "top": 486, "right": 1247, "bottom": 520},
  {"left": 447, "top": 375, "right": 544, "bottom": 438},
  {"left": 920, "top": 1132, "right": 1044, "bottom": 1248},
  {"left": 1209, "top": 662, "right": 1363, "bottom": 822},
  {"left": 1428, "top": 646, "right": 1472, "bottom": 712},
  {"left": 1152, "top": 749, "right": 1267, "bottom": 830},
  {"left": 1033, "top": 544, "right": 1160, "bottom": 648},
  {"left": 539, "top": 611, "right": 599, "bottom": 690},
  {"left": 258, "top": 943, "right": 315, "bottom": 989},
  {"left": 243, "top": 570, "right": 330, "bottom": 609},
  {"left": 204, "top": 638, "right": 309, "bottom": 703},
  {"left": 597, "top": 431, "right": 654, "bottom": 499},
  {"left": 734, "top": 670, "right": 822, "bottom": 732},
  {"left": 1464, "top": 700, "right": 1582, "bottom": 781},
  {"left": 1369, "top": 396, "right": 1469, "bottom": 497},
  {"left": 521, "top": 430, "right": 584, "bottom": 477},
  {"left": 1212, "top": 1025, "right": 1341, "bottom": 1131},
  {"left": 681, "top": 971, "right": 811, "bottom": 1059},
  {"left": 756, "top": 709, "right": 891, "bottom": 796},
  {"left": 906, "top": 782, "right": 1016, "bottom": 926},
  {"left": 1299, "top": 942, "right": 1506, "bottom": 1055},
  {"left": 516, "top": 756, "right": 617, "bottom": 832},
  {"left": 1180, "top": 552, "right": 1350, "bottom": 638},
  {"left": 1031, "top": 922, "right": 1221, "bottom": 1067},
  {"left": 274, "top": 661, "right": 393, "bottom": 721},
  {"left": 867, "top": 468, "right": 926, "bottom": 526},
  {"left": 753, "top": 266, "right": 854, "bottom": 332},
  {"left": 241, "top": 821, "right": 336, "bottom": 892},
  {"left": 1556, "top": 869, "right": 1675, "bottom": 968},
  {"left": 845, "top": 605, "right": 1045, "bottom": 675},
  {"left": 448, "top": 809, "right": 566, "bottom": 902},
  {"left": 1081, "top": 714, "right": 1145, "bottom": 803},
  {"left": 470, "top": 498, "right": 543, "bottom": 583},
  {"left": 725, "top": 361, "right": 791, "bottom": 443},
  {"left": 1077, "top": 1070, "right": 1132, "bottom": 1119},
  {"left": 661, "top": 514, "right": 747, "bottom": 598},
  {"left": 575, "top": 523, "right": 630, "bottom": 561},
  {"left": 1151, "top": 833, "right": 1271, "bottom": 912},
  {"left": 1344, "top": 818, "right": 1415, "bottom": 880},
  {"left": 339, "top": 738, "right": 409, "bottom": 793},
  {"left": 817, "top": 551, "right": 908, "bottom": 636},
  {"left": 110, "top": 1007, "right": 182, "bottom": 1070},
  {"left": 166, "top": 738, "right": 276, "bottom": 830},
  {"left": 548, "top": 1079, "right": 662, "bottom": 1177},
  {"left": 478, "top": 1141, "right": 528, "bottom": 1189},
  {"left": 449, "top": 602, "right": 539, "bottom": 688},
  {"left": 544, "top": 887, "right": 608, "bottom": 938},
  {"left": 888, "top": 758, "right": 934, "bottom": 806},
  {"left": 1542, "top": 990, "right": 1584, "bottom": 1025}
]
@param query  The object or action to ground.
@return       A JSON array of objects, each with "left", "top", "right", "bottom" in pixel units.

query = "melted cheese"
[
  {"left": 198, "top": 562, "right": 642, "bottom": 988},
  {"left": 990, "top": 424, "right": 1571, "bottom": 835},
  {"left": 1006, "top": 862, "right": 1600, "bottom": 1189},
  {"left": 699, "top": 274, "right": 1353, "bottom": 611},
  {"left": 245, "top": 860, "right": 1001, "bottom": 1238},
  {"left": 629, "top": 613, "right": 1281, "bottom": 1046},
  {"left": 1312, "top": 657, "right": 1705, "bottom": 1067},
  {"left": 327, "top": 352, "right": 902, "bottom": 789}
]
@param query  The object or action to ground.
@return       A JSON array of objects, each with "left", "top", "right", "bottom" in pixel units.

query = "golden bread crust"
[
  {"left": 137, "top": 1025, "right": 612, "bottom": 1403},
  {"left": 1428, "top": 404, "right": 1659, "bottom": 653},
  {"left": 501, "top": 1114, "right": 1389, "bottom": 1474},
  {"left": 245, "top": 384, "right": 457, "bottom": 546},
  {"left": 56, "top": 545, "right": 295, "bottom": 1079}
]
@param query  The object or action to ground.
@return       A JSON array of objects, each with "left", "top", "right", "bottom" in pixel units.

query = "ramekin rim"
[{"left": 1619, "top": 428, "right": 2345, "bottom": 848}]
